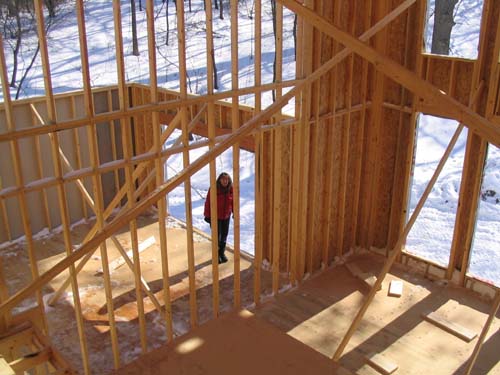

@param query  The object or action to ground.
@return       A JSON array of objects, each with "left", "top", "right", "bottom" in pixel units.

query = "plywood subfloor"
[
  {"left": 0, "top": 213, "right": 277, "bottom": 374},
  {"left": 113, "top": 309, "right": 352, "bottom": 375},
  {"left": 2, "top": 217, "right": 499, "bottom": 374},
  {"left": 253, "top": 251, "right": 500, "bottom": 375}
]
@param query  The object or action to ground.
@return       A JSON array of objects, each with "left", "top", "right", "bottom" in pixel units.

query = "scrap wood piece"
[
  {"left": 388, "top": 280, "right": 403, "bottom": 297},
  {"left": 365, "top": 352, "right": 398, "bottom": 375},
  {"left": 422, "top": 311, "right": 477, "bottom": 342},
  {"left": 345, "top": 263, "right": 382, "bottom": 291},
  {"left": 96, "top": 235, "right": 156, "bottom": 275},
  {"left": 0, "top": 357, "right": 14, "bottom": 375}
]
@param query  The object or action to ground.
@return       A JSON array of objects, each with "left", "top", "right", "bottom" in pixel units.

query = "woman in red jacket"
[{"left": 204, "top": 172, "right": 233, "bottom": 264}]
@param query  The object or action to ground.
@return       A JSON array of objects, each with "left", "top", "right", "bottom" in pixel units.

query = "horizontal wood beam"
[
  {"left": 0, "top": 80, "right": 301, "bottom": 143},
  {"left": 278, "top": 0, "right": 500, "bottom": 148}
]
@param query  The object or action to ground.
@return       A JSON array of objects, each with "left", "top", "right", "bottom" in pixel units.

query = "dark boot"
[{"left": 218, "top": 244, "right": 228, "bottom": 264}]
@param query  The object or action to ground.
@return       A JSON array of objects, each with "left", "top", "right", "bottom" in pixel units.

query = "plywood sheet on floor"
[
  {"left": 113, "top": 309, "right": 352, "bottom": 375},
  {"left": 1, "top": 214, "right": 276, "bottom": 374},
  {"left": 253, "top": 251, "right": 500, "bottom": 375}
]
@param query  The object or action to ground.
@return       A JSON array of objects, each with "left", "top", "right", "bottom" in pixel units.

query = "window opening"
[
  {"left": 424, "top": 0, "right": 483, "bottom": 59},
  {"left": 405, "top": 114, "right": 468, "bottom": 267},
  {"left": 468, "top": 144, "right": 500, "bottom": 286}
]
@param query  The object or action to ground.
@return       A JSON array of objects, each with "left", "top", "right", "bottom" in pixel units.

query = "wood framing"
[{"left": 0, "top": 0, "right": 499, "bottom": 373}]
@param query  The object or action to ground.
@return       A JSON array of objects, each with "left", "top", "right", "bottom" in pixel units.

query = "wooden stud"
[
  {"left": 271, "top": 2, "right": 284, "bottom": 294},
  {"left": 338, "top": 0, "right": 357, "bottom": 257},
  {"left": 322, "top": 0, "right": 342, "bottom": 266},
  {"left": 33, "top": 2, "right": 89, "bottom": 374},
  {"left": 112, "top": 0, "right": 148, "bottom": 354},
  {"left": 146, "top": 0, "right": 174, "bottom": 342},
  {"left": 176, "top": 0, "right": 198, "bottom": 328},
  {"left": 0, "top": 192, "right": 11, "bottom": 242},
  {"left": 305, "top": 0, "right": 320, "bottom": 274},
  {"left": 30, "top": 108, "right": 53, "bottom": 230},
  {"left": 230, "top": 0, "right": 241, "bottom": 309},
  {"left": 107, "top": 90, "right": 121, "bottom": 196},
  {"left": 69, "top": 96, "right": 88, "bottom": 220},
  {"left": 205, "top": 0, "right": 220, "bottom": 319},
  {"left": 351, "top": 0, "right": 373, "bottom": 255},
  {"left": 253, "top": 0, "right": 263, "bottom": 306},
  {"left": 75, "top": 1, "right": 118, "bottom": 370}
]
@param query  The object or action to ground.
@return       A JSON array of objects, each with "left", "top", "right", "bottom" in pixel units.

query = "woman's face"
[{"left": 220, "top": 175, "right": 229, "bottom": 187}]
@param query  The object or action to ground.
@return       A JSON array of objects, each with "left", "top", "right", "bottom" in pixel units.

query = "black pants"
[{"left": 217, "top": 218, "right": 230, "bottom": 252}]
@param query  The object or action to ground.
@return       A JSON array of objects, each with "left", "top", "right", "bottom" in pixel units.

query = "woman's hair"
[{"left": 216, "top": 172, "right": 232, "bottom": 191}]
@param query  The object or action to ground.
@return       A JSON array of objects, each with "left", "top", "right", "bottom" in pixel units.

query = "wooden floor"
[
  {"left": 114, "top": 309, "right": 351, "bottom": 374},
  {"left": 2, "top": 216, "right": 499, "bottom": 374},
  {"left": 253, "top": 252, "right": 500, "bottom": 375}
]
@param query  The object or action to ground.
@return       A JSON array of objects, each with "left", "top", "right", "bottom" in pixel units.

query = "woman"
[{"left": 204, "top": 172, "right": 233, "bottom": 264}]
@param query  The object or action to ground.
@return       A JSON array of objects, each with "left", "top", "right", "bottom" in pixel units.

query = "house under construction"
[{"left": 0, "top": 0, "right": 499, "bottom": 374}]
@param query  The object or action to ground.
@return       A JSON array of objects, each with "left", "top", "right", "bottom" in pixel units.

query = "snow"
[{"left": 0, "top": 0, "right": 498, "bottom": 288}]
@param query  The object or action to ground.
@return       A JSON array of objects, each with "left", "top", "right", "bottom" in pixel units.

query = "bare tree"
[
  {"left": 165, "top": 0, "right": 170, "bottom": 45},
  {"left": 0, "top": 0, "right": 56, "bottom": 98},
  {"left": 219, "top": 0, "right": 223, "bottom": 19},
  {"left": 211, "top": 46, "right": 218, "bottom": 90},
  {"left": 131, "top": 0, "right": 139, "bottom": 56},
  {"left": 431, "top": 0, "right": 459, "bottom": 55}
]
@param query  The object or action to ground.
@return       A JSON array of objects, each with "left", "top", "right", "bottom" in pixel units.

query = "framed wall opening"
[
  {"left": 468, "top": 144, "right": 500, "bottom": 285},
  {"left": 424, "top": 0, "right": 483, "bottom": 59},
  {"left": 404, "top": 114, "right": 468, "bottom": 267}
]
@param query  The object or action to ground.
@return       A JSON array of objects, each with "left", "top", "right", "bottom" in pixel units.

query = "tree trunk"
[
  {"left": 431, "top": 0, "right": 458, "bottom": 55},
  {"left": 131, "top": 0, "right": 140, "bottom": 56},
  {"left": 293, "top": 14, "right": 297, "bottom": 61},
  {"left": 166, "top": 0, "right": 170, "bottom": 46},
  {"left": 9, "top": 12, "right": 22, "bottom": 88},
  {"left": 211, "top": 48, "right": 218, "bottom": 90},
  {"left": 219, "top": 0, "right": 223, "bottom": 19},
  {"left": 16, "top": 43, "right": 40, "bottom": 99},
  {"left": 45, "top": 0, "right": 56, "bottom": 18}
]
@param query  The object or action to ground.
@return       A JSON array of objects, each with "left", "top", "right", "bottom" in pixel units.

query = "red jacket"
[{"left": 204, "top": 186, "right": 233, "bottom": 220}]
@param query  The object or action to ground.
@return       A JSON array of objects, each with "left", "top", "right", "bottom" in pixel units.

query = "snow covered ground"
[{"left": 1, "top": 0, "right": 498, "bottom": 285}]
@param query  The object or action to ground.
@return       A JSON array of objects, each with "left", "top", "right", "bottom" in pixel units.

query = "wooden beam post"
[{"left": 146, "top": 0, "right": 174, "bottom": 342}]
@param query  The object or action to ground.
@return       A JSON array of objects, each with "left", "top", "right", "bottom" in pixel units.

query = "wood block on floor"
[
  {"left": 422, "top": 311, "right": 477, "bottom": 342},
  {"left": 388, "top": 280, "right": 403, "bottom": 297},
  {"left": 365, "top": 352, "right": 398, "bottom": 375},
  {"left": 0, "top": 358, "right": 15, "bottom": 375}
]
